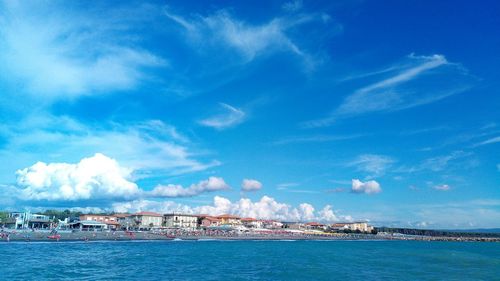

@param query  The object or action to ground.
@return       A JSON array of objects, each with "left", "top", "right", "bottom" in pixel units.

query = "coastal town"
[
  {"left": 0, "top": 211, "right": 376, "bottom": 241},
  {"left": 1, "top": 211, "right": 499, "bottom": 242}
]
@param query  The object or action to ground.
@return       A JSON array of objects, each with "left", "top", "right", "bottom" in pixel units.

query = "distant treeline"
[{"left": 376, "top": 227, "right": 500, "bottom": 238}]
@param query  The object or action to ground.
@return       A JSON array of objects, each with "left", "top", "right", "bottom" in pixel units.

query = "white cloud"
[
  {"left": 351, "top": 179, "right": 382, "bottom": 194},
  {"left": 421, "top": 151, "right": 472, "bottom": 172},
  {"left": 0, "top": 115, "right": 218, "bottom": 182},
  {"left": 0, "top": 2, "right": 165, "bottom": 99},
  {"left": 302, "top": 54, "right": 472, "bottom": 127},
  {"left": 113, "top": 196, "right": 349, "bottom": 222},
  {"left": 241, "top": 179, "right": 263, "bottom": 192},
  {"left": 475, "top": 136, "right": 500, "bottom": 146},
  {"left": 433, "top": 184, "right": 451, "bottom": 191},
  {"left": 150, "top": 177, "right": 229, "bottom": 198},
  {"left": 397, "top": 150, "right": 473, "bottom": 174},
  {"left": 164, "top": 8, "right": 323, "bottom": 64},
  {"left": 199, "top": 103, "right": 246, "bottom": 130},
  {"left": 16, "top": 153, "right": 140, "bottom": 201},
  {"left": 348, "top": 154, "right": 395, "bottom": 177},
  {"left": 317, "top": 205, "right": 339, "bottom": 222}
]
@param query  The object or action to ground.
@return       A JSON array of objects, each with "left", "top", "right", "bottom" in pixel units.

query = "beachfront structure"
[
  {"left": 240, "top": 218, "right": 263, "bottom": 229},
  {"left": 216, "top": 214, "right": 242, "bottom": 226},
  {"left": 305, "top": 222, "right": 327, "bottom": 230},
  {"left": 163, "top": 214, "right": 198, "bottom": 229},
  {"left": 69, "top": 220, "right": 107, "bottom": 231},
  {"left": 262, "top": 220, "right": 284, "bottom": 229},
  {"left": 114, "top": 214, "right": 134, "bottom": 230},
  {"left": 282, "top": 222, "right": 306, "bottom": 230},
  {"left": 130, "top": 212, "right": 163, "bottom": 229},
  {"left": 80, "top": 214, "right": 121, "bottom": 230},
  {"left": 201, "top": 216, "right": 222, "bottom": 228},
  {"left": 331, "top": 222, "right": 374, "bottom": 232},
  {"left": 3, "top": 212, "right": 52, "bottom": 229}
]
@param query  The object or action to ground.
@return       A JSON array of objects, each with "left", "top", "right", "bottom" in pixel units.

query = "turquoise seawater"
[{"left": 0, "top": 240, "right": 499, "bottom": 280}]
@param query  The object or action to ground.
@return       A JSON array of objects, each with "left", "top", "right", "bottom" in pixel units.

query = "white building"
[
  {"left": 331, "top": 222, "right": 374, "bottom": 232},
  {"left": 6, "top": 212, "right": 52, "bottom": 229},
  {"left": 130, "top": 212, "right": 163, "bottom": 229},
  {"left": 163, "top": 214, "right": 198, "bottom": 229}
]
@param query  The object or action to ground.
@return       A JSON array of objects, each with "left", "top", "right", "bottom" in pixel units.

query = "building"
[
  {"left": 200, "top": 216, "right": 222, "bottom": 228},
  {"left": 114, "top": 214, "right": 133, "bottom": 230},
  {"left": 130, "top": 212, "right": 163, "bottom": 229},
  {"left": 216, "top": 214, "right": 242, "bottom": 226},
  {"left": 331, "top": 222, "right": 374, "bottom": 232},
  {"left": 282, "top": 222, "right": 305, "bottom": 230},
  {"left": 79, "top": 214, "right": 120, "bottom": 230},
  {"left": 163, "top": 214, "right": 198, "bottom": 229},
  {"left": 262, "top": 220, "right": 284, "bottom": 229},
  {"left": 305, "top": 222, "right": 326, "bottom": 230},
  {"left": 240, "top": 218, "right": 263, "bottom": 229},
  {"left": 5, "top": 212, "right": 52, "bottom": 229},
  {"left": 69, "top": 220, "right": 107, "bottom": 231}
]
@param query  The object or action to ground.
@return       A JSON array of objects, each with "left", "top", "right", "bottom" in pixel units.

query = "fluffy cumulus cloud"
[
  {"left": 241, "top": 179, "right": 263, "bottom": 192},
  {"left": 16, "top": 153, "right": 140, "bottom": 201},
  {"left": 351, "top": 179, "right": 382, "bottom": 194},
  {"left": 150, "top": 177, "right": 230, "bottom": 198},
  {"left": 112, "top": 196, "right": 349, "bottom": 223},
  {"left": 0, "top": 115, "right": 219, "bottom": 182},
  {"left": 199, "top": 103, "right": 246, "bottom": 130}
]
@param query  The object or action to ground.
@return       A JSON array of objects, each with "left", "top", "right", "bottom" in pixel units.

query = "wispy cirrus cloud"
[
  {"left": 474, "top": 136, "right": 500, "bottom": 147},
  {"left": 0, "top": 114, "right": 219, "bottom": 182},
  {"left": 396, "top": 150, "right": 473, "bottom": 174},
  {"left": 199, "top": 103, "right": 246, "bottom": 130},
  {"left": 347, "top": 154, "right": 395, "bottom": 178},
  {"left": 0, "top": 1, "right": 165, "bottom": 99},
  {"left": 302, "top": 54, "right": 473, "bottom": 128},
  {"left": 433, "top": 184, "right": 451, "bottom": 191},
  {"left": 272, "top": 134, "right": 362, "bottom": 145},
  {"left": 164, "top": 6, "right": 332, "bottom": 66}
]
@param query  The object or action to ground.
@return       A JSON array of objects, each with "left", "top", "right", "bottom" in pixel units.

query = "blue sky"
[{"left": 1, "top": 0, "right": 499, "bottom": 229}]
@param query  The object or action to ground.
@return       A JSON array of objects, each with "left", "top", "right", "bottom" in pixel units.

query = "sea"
[{"left": 0, "top": 240, "right": 499, "bottom": 280}]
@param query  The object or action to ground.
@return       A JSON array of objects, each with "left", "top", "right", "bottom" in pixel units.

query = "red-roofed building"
[
  {"left": 201, "top": 216, "right": 222, "bottom": 227},
  {"left": 216, "top": 214, "right": 242, "bottom": 226},
  {"left": 240, "top": 217, "right": 264, "bottom": 229},
  {"left": 305, "top": 222, "right": 326, "bottom": 230},
  {"left": 79, "top": 214, "right": 121, "bottom": 230}
]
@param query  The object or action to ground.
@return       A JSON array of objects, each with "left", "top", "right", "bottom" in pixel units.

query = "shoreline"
[{"left": 1, "top": 230, "right": 499, "bottom": 243}]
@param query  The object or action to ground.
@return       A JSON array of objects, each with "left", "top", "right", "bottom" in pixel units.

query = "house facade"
[
  {"left": 130, "top": 212, "right": 163, "bottom": 229},
  {"left": 79, "top": 215, "right": 120, "bottom": 230},
  {"left": 163, "top": 214, "right": 198, "bottom": 229},
  {"left": 4, "top": 212, "right": 52, "bottom": 229},
  {"left": 331, "top": 222, "right": 373, "bottom": 232}
]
